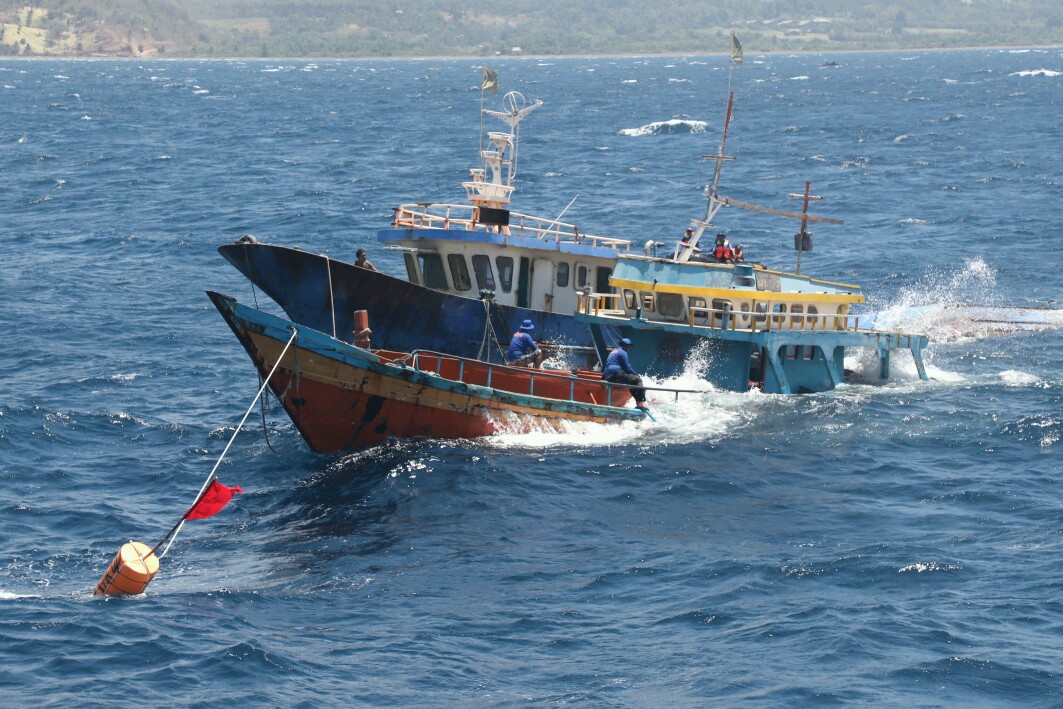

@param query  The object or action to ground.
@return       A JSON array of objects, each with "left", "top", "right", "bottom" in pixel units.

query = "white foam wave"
[
  {"left": 862, "top": 258, "right": 1063, "bottom": 342},
  {"left": 899, "top": 561, "right": 962, "bottom": 573},
  {"left": 0, "top": 589, "right": 39, "bottom": 599},
  {"left": 1010, "top": 69, "right": 1060, "bottom": 77},
  {"left": 618, "top": 119, "right": 707, "bottom": 137},
  {"left": 1000, "top": 370, "right": 1041, "bottom": 387},
  {"left": 482, "top": 386, "right": 746, "bottom": 450}
]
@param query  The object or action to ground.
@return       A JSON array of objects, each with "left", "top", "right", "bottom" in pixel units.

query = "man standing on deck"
[
  {"left": 355, "top": 249, "right": 378, "bottom": 271},
  {"left": 602, "top": 338, "right": 648, "bottom": 410},
  {"left": 507, "top": 320, "right": 543, "bottom": 368}
]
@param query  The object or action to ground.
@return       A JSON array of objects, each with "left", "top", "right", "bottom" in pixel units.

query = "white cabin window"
[
  {"left": 739, "top": 302, "right": 751, "bottom": 327},
  {"left": 418, "top": 253, "right": 449, "bottom": 290},
  {"left": 772, "top": 303, "right": 787, "bottom": 326},
  {"left": 711, "top": 299, "right": 732, "bottom": 328},
  {"left": 658, "top": 293, "right": 685, "bottom": 321},
  {"left": 447, "top": 254, "right": 472, "bottom": 292},
  {"left": 640, "top": 292, "right": 655, "bottom": 313},
  {"left": 689, "top": 296, "right": 708, "bottom": 323},
  {"left": 496, "top": 256, "right": 514, "bottom": 293},
  {"left": 754, "top": 302, "right": 768, "bottom": 326},
  {"left": 790, "top": 304, "right": 804, "bottom": 328},
  {"left": 403, "top": 253, "right": 420, "bottom": 286},
  {"left": 808, "top": 305, "right": 820, "bottom": 329},
  {"left": 556, "top": 262, "right": 570, "bottom": 288},
  {"left": 472, "top": 255, "right": 495, "bottom": 290},
  {"left": 575, "top": 263, "right": 589, "bottom": 289},
  {"left": 624, "top": 289, "right": 637, "bottom": 309}
]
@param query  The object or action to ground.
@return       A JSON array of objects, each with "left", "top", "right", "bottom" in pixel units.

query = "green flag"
[
  {"left": 730, "top": 33, "right": 744, "bottom": 65},
  {"left": 481, "top": 66, "right": 499, "bottom": 94}
]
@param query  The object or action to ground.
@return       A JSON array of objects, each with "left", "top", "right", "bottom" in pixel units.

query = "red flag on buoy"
[{"left": 184, "top": 480, "right": 243, "bottom": 520}]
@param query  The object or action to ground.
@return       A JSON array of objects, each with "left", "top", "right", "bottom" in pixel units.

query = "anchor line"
[
  {"left": 477, "top": 298, "right": 509, "bottom": 362},
  {"left": 153, "top": 327, "right": 299, "bottom": 559},
  {"left": 258, "top": 374, "right": 279, "bottom": 455},
  {"left": 242, "top": 248, "right": 261, "bottom": 310},
  {"left": 326, "top": 256, "right": 337, "bottom": 339}
]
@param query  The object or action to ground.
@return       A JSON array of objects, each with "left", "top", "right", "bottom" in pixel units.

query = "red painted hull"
[{"left": 208, "top": 291, "right": 640, "bottom": 454}]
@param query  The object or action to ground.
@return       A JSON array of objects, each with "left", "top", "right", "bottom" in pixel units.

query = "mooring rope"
[
  {"left": 156, "top": 327, "right": 299, "bottom": 559},
  {"left": 326, "top": 256, "right": 337, "bottom": 339},
  {"left": 477, "top": 299, "right": 509, "bottom": 362}
]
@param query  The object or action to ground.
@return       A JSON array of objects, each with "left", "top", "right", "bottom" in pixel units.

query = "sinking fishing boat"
[
  {"left": 220, "top": 90, "right": 631, "bottom": 369},
  {"left": 572, "top": 92, "right": 928, "bottom": 394},
  {"left": 575, "top": 256, "right": 929, "bottom": 394},
  {"left": 207, "top": 291, "right": 647, "bottom": 453}
]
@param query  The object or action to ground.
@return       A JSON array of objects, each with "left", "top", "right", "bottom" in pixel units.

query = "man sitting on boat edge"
[
  {"left": 506, "top": 319, "right": 544, "bottom": 368},
  {"left": 602, "top": 338, "right": 649, "bottom": 411},
  {"left": 712, "top": 233, "right": 734, "bottom": 263}
]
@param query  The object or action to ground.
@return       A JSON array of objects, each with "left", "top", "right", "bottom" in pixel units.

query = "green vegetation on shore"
[{"left": 1, "top": 0, "right": 1060, "bottom": 58}]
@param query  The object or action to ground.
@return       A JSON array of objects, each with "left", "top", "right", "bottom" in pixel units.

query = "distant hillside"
[
  {"left": 2, "top": 0, "right": 1061, "bottom": 57},
  {"left": 0, "top": 1, "right": 200, "bottom": 56}
]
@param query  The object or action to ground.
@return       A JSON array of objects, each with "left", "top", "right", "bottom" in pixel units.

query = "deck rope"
[
  {"left": 478, "top": 298, "right": 508, "bottom": 362},
  {"left": 326, "top": 256, "right": 337, "bottom": 339}
]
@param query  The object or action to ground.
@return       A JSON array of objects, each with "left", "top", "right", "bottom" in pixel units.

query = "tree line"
[{"left": 2, "top": 0, "right": 1061, "bottom": 57}]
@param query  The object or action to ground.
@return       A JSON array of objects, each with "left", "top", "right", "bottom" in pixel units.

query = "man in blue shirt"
[
  {"left": 506, "top": 319, "right": 543, "bottom": 368},
  {"left": 602, "top": 338, "right": 648, "bottom": 410}
]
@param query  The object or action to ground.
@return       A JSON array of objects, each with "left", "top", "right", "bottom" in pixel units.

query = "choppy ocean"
[{"left": 1, "top": 49, "right": 1061, "bottom": 706}]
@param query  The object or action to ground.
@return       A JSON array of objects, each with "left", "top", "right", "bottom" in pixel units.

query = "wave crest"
[{"left": 618, "top": 119, "right": 707, "bottom": 137}]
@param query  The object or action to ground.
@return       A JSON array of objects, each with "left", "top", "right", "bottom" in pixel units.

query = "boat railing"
[
  {"left": 576, "top": 292, "right": 867, "bottom": 334},
  {"left": 397, "top": 349, "right": 698, "bottom": 408},
  {"left": 576, "top": 291, "right": 624, "bottom": 315},
  {"left": 392, "top": 203, "right": 631, "bottom": 251},
  {"left": 686, "top": 305, "right": 860, "bottom": 333}
]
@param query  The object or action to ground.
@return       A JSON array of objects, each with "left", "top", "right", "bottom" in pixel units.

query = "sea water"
[{"left": 0, "top": 50, "right": 1061, "bottom": 705}]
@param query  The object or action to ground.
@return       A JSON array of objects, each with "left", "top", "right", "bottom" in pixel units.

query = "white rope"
[
  {"left": 159, "top": 327, "right": 299, "bottom": 559},
  {"left": 326, "top": 256, "right": 336, "bottom": 338}
]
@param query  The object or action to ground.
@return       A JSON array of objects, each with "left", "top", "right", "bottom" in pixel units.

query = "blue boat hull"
[{"left": 217, "top": 242, "right": 601, "bottom": 367}]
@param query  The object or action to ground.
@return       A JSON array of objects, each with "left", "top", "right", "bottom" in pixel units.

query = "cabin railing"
[
  {"left": 576, "top": 292, "right": 867, "bottom": 334},
  {"left": 685, "top": 305, "right": 860, "bottom": 333},
  {"left": 392, "top": 203, "right": 631, "bottom": 251}
]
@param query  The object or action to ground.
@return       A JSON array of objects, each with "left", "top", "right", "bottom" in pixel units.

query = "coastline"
[{"left": 1, "top": 44, "right": 1060, "bottom": 62}]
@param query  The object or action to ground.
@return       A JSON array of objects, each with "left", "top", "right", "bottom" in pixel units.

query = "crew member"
[
  {"left": 712, "top": 233, "right": 734, "bottom": 262},
  {"left": 679, "top": 227, "right": 699, "bottom": 252},
  {"left": 355, "top": 249, "right": 378, "bottom": 271},
  {"left": 506, "top": 319, "right": 543, "bottom": 368},
  {"left": 733, "top": 244, "right": 745, "bottom": 263},
  {"left": 602, "top": 338, "right": 648, "bottom": 410}
]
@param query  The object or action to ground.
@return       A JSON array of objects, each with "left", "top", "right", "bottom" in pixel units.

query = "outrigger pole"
[{"left": 686, "top": 33, "right": 843, "bottom": 271}]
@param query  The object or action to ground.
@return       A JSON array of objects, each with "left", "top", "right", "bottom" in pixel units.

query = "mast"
[{"left": 463, "top": 91, "right": 542, "bottom": 218}]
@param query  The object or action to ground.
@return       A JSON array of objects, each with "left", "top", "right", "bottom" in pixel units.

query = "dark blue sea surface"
[{"left": 1, "top": 50, "right": 1061, "bottom": 706}]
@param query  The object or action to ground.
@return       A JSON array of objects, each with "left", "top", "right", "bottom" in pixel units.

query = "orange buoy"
[{"left": 94, "top": 541, "right": 160, "bottom": 596}]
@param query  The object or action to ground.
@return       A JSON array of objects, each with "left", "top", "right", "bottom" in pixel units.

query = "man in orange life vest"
[
  {"left": 506, "top": 319, "right": 543, "bottom": 368},
  {"left": 712, "top": 233, "right": 734, "bottom": 262}
]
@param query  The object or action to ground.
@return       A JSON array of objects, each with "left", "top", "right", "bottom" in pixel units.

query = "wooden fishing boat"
[{"left": 207, "top": 291, "right": 646, "bottom": 454}]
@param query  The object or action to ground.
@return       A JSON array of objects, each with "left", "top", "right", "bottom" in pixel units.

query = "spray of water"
[{"left": 865, "top": 257, "right": 1062, "bottom": 343}]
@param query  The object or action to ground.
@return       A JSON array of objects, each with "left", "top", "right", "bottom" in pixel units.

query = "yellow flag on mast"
[
  {"left": 481, "top": 66, "right": 499, "bottom": 94},
  {"left": 730, "top": 33, "right": 744, "bottom": 65}
]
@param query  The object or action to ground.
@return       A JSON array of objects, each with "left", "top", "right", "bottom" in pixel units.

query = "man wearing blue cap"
[
  {"left": 506, "top": 319, "right": 543, "bottom": 368},
  {"left": 602, "top": 338, "right": 648, "bottom": 410}
]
